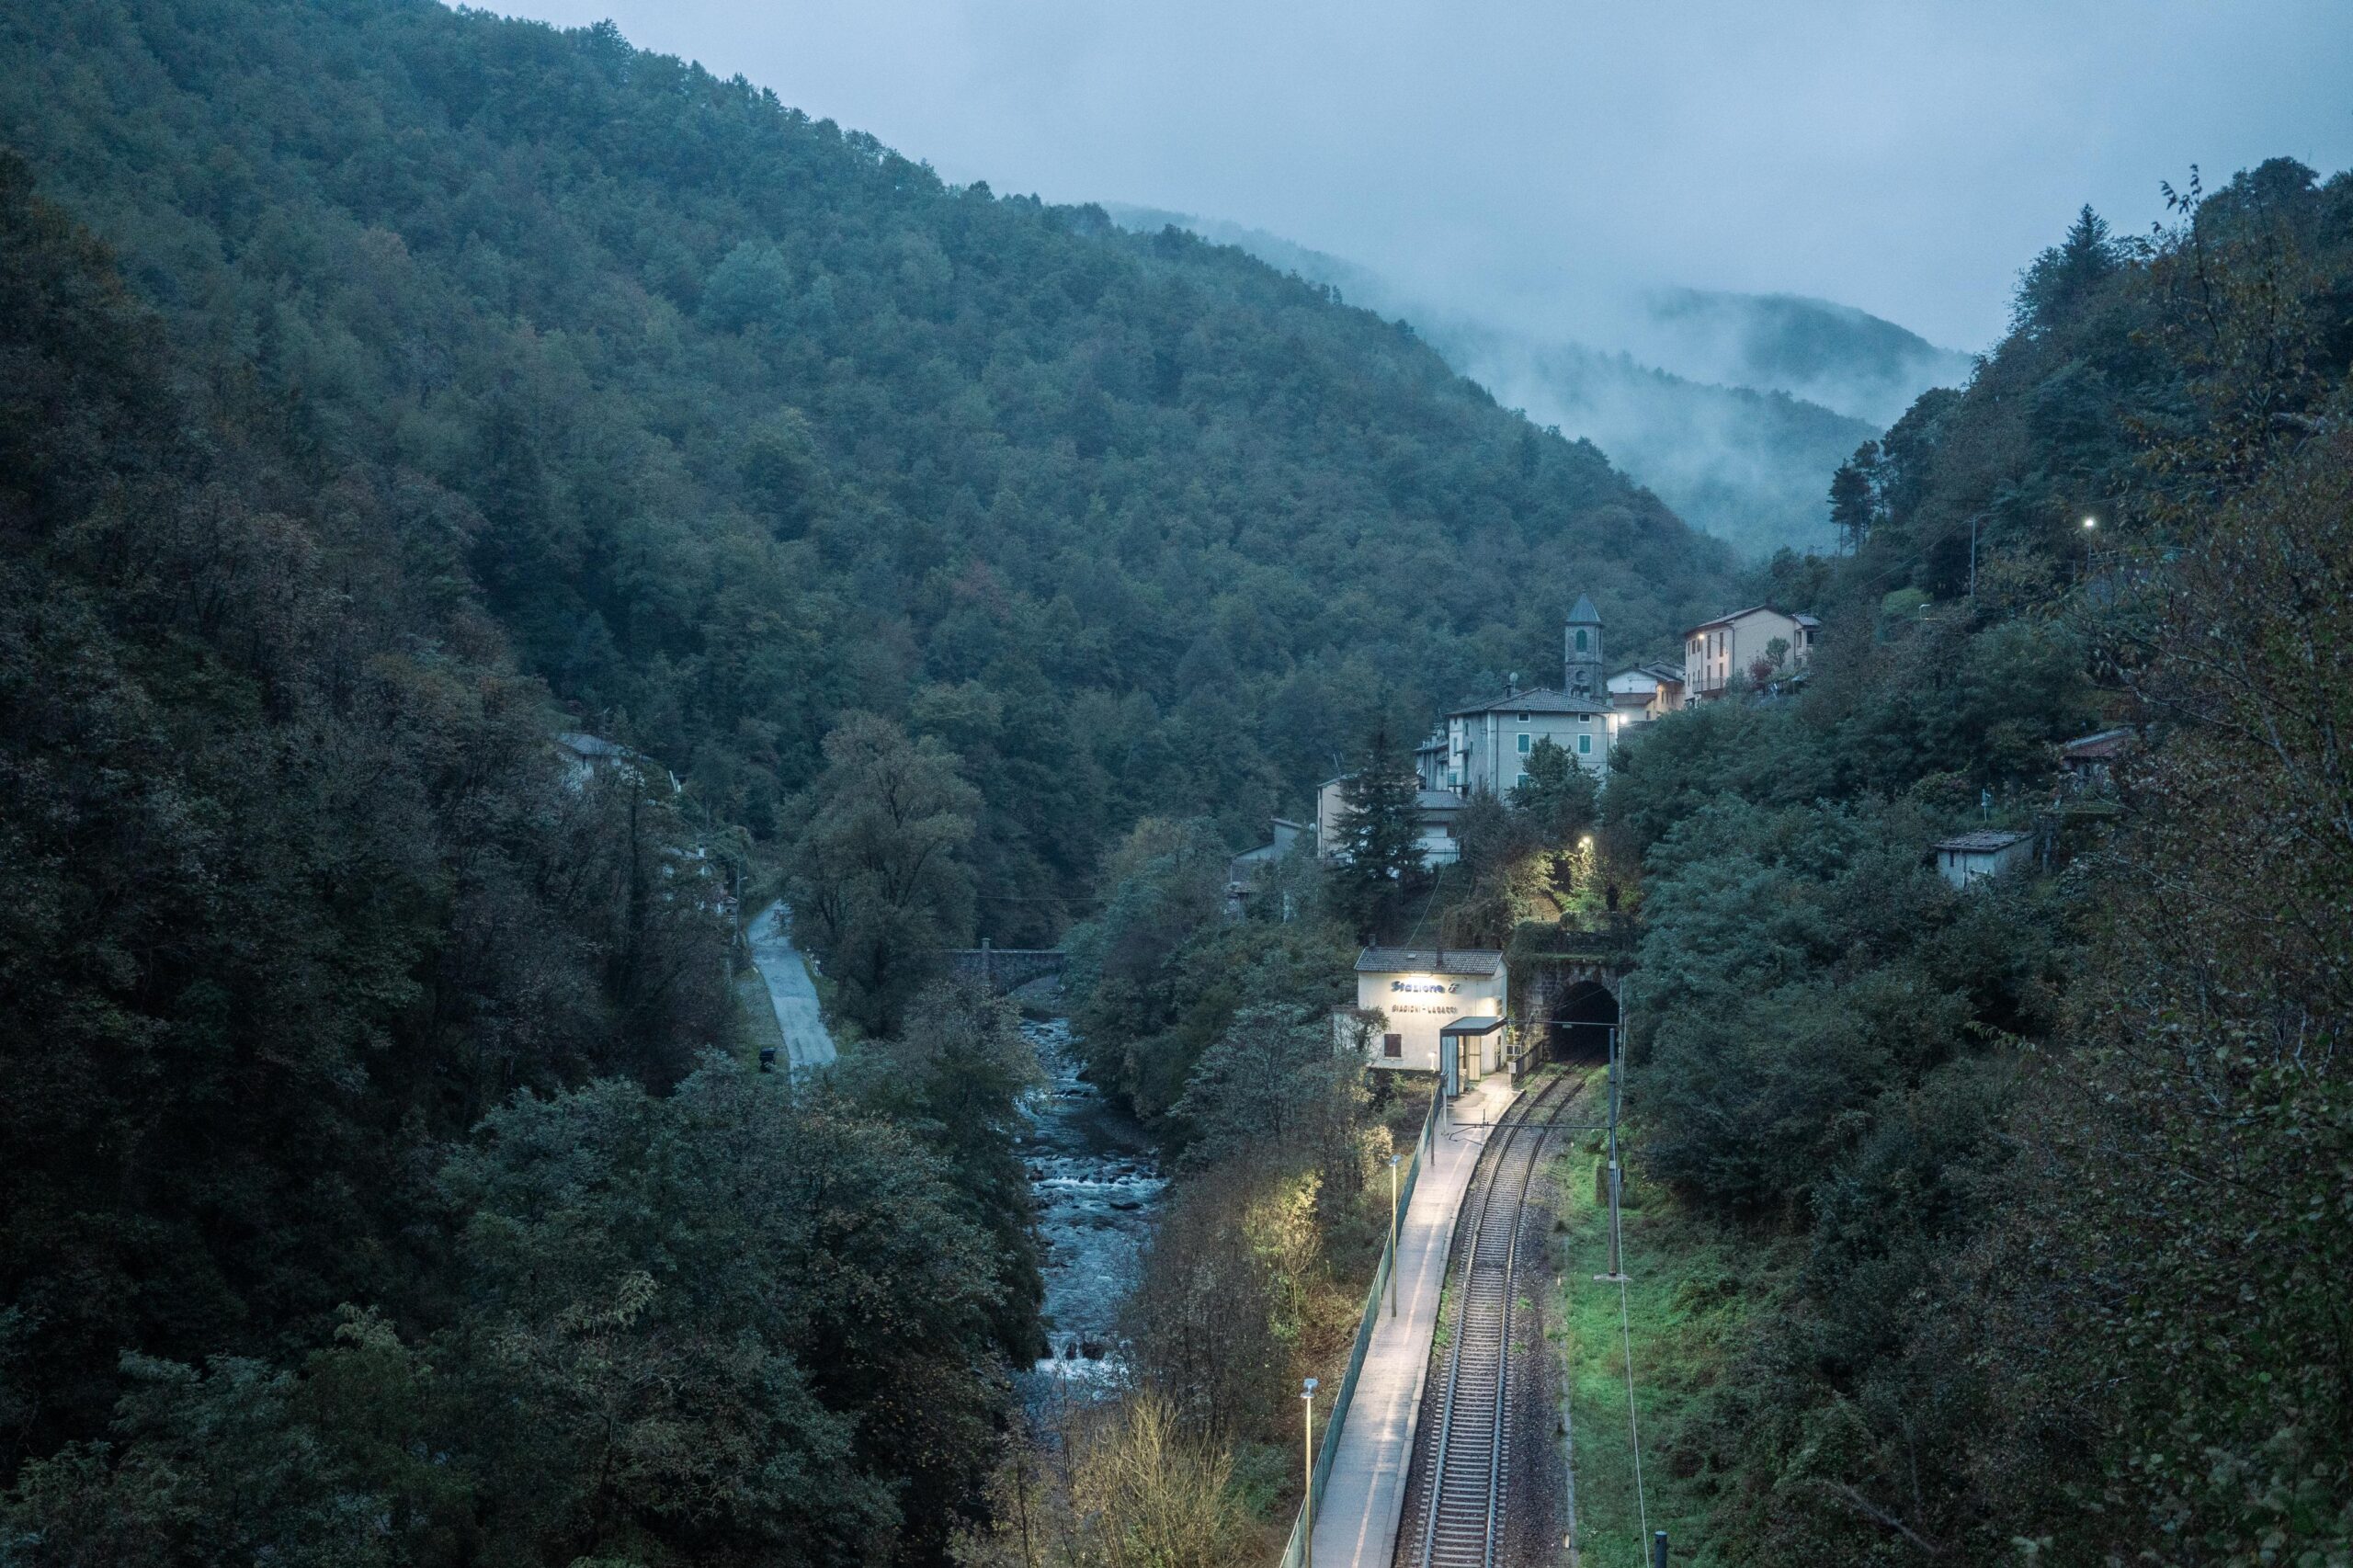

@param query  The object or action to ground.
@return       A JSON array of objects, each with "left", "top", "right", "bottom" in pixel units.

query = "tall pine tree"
[{"left": 1331, "top": 725, "right": 1426, "bottom": 940}]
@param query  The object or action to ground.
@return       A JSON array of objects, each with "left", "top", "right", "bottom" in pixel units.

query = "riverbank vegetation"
[{"left": 944, "top": 812, "right": 1441, "bottom": 1565}]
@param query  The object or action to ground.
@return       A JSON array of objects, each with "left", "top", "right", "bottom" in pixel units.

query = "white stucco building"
[
  {"left": 1683, "top": 606, "right": 1820, "bottom": 701},
  {"left": 1607, "top": 662, "right": 1687, "bottom": 725},
  {"left": 1435, "top": 688, "right": 1621, "bottom": 795},
  {"left": 1349, "top": 947, "right": 1509, "bottom": 1083},
  {"left": 1314, "top": 778, "right": 1467, "bottom": 867},
  {"left": 1931, "top": 829, "right": 2034, "bottom": 889}
]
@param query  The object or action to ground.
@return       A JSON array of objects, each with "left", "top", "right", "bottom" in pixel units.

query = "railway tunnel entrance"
[{"left": 1548, "top": 979, "right": 1618, "bottom": 1065}]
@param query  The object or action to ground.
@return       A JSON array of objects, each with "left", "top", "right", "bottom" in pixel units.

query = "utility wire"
[
  {"left": 1619, "top": 1273, "right": 1650, "bottom": 1551},
  {"left": 1397, "top": 861, "right": 1452, "bottom": 950},
  {"left": 1610, "top": 991, "right": 1651, "bottom": 1555}
]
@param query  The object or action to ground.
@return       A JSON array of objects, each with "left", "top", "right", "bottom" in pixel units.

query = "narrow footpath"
[
  {"left": 746, "top": 900, "right": 836, "bottom": 1073},
  {"left": 1312, "top": 1073, "right": 1520, "bottom": 1568}
]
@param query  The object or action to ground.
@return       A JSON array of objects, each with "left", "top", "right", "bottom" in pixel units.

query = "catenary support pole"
[{"left": 1606, "top": 1022, "right": 1622, "bottom": 1278}]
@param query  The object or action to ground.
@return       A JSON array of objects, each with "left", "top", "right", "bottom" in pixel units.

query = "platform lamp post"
[
  {"left": 1388, "top": 1153, "right": 1402, "bottom": 1317},
  {"left": 1301, "top": 1377, "right": 1320, "bottom": 1568}
]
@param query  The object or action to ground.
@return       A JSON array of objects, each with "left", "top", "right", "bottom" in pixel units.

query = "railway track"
[{"left": 1396, "top": 1070, "right": 1585, "bottom": 1568}]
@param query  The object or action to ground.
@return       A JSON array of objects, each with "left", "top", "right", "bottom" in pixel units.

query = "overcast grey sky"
[{"left": 490, "top": 0, "right": 2351, "bottom": 350}]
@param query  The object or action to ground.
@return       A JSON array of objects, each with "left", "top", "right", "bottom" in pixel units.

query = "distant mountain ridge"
[
  {"left": 1635, "top": 286, "right": 1976, "bottom": 428},
  {"left": 1106, "top": 204, "right": 1970, "bottom": 557}
]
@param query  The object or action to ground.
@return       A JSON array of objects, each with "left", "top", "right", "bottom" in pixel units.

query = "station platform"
[{"left": 1311, "top": 1071, "right": 1520, "bottom": 1568}]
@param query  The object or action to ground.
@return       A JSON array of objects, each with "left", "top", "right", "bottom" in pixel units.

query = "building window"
[
  {"left": 1578, "top": 713, "right": 1591, "bottom": 725},
  {"left": 1578, "top": 734, "right": 1592, "bottom": 755},
  {"left": 1517, "top": 733, "right": 1531, "bottom": 754},
  {"left": 1574, "top": 629, "right": 1588, "bottom": 651},
  {"left": 1383, "top": 1033, "right": 1403, "bottom": 1059}
]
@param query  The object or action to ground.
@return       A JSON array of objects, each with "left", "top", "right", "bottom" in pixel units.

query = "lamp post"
[
  {"left": 1301, "top": 1377, "right": 1320, "bottom": 1568},
  {"left": 1388, "top": 1153, "right": 1402, "bottom": 1317}
]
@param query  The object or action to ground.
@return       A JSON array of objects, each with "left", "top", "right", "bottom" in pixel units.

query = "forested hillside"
[
  {"left": 0, "top": 4, "right": 1735, "bottom": 1562},
  {"left": 0, "top": 150, "right": 1051, "bottom": 1565},
  {"left": 1, "top": 0, "right": 1731, "bottom": 943},
  {"left": 1106, "top": 205, "right": 1905, "bottom": 557},
  {"left": 1602, "top": 164, "right": 2353, "bottom": 1563}
]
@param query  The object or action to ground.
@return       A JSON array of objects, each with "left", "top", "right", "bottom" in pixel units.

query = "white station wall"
[{"left": 1356, "top": 966, "right": 1508, "bottom": 1073}]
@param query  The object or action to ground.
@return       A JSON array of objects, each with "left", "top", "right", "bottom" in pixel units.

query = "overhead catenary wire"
[
  {"left": 1608, "top": 991, "right": 1651, "bottom": 1557},
  {"left": 1619, "top": 1274, "right": 1650, "bottom": 1551}
]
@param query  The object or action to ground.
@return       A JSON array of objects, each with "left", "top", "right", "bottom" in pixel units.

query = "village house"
[
  {"left": 1315, "top": 778, "right": 1466, "bottom": 866},
  {"left": 1931, "top": 828, "right": 2034, "bottom": 889},
  {"left": 1317, "top": 595, "right": 1652, "bottom": 871},
  {"left": 1434, "top": 687, "right": 1621, "bottom": 795},
  {"left": 1683, "top": 606, "right": 1819, "bottom": 701},
  {"left": 2059, "top": 726, "right": 2133, "bottom": 794},
  {"left": 1226, "top": 817, "right": 1310, "bottom": 914},
  {"left": 1607, "top": 661, "right": 1687, "bottom": 724},
  {"left": 552, "top": 730, "right": 682, "bottom": 794},
  {"left": 1347, "top": 946, "right": 1509, "bottom": 1087},
  {"left": 1422, "top": 591, "right": 1630, "bottom": 795}
]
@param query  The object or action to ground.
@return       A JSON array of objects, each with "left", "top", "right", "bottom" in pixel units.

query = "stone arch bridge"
[{"left": 941, "top": 940, "right": 1065, "bottom": 994}]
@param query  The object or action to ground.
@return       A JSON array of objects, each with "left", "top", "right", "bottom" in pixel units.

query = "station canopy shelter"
[{"left": 1438, "top": 1014, "right": 1506, "bottom": 1096}]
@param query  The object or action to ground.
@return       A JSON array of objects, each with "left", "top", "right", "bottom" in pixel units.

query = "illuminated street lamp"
[
  {"left": 1301, "top": 1377, "right": 1320, "bottom": 1568},
  {"left": 2081, "top": 515, "right": 2098, "bottom": 530}
]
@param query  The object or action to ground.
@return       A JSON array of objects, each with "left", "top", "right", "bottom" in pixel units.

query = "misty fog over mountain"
[{"left": 1108, "top": 206, "right": 1970, "bottom": 557}]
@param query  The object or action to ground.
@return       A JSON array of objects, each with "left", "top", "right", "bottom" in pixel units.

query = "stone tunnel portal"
[{"left": 1549, "top": 978, "right": 1619, "bottom": 1065}]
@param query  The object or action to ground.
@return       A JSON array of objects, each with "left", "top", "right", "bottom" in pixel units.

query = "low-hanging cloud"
[{"left": 481, "top": 0, "right": 2351, "bottom": 354}]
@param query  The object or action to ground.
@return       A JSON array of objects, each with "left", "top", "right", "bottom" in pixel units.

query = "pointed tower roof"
[{"left": 1567, "top": 594, "right": 1601, "bottom": 623}]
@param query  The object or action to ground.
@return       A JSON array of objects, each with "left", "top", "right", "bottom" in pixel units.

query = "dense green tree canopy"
[{"left": 1610, "top": 160, "right": 2353, "bottom": 1566}]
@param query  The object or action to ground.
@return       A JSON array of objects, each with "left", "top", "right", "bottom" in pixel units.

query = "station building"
[{"left": 1349, "top": 947, "right": 1509, "bottom": 1086}]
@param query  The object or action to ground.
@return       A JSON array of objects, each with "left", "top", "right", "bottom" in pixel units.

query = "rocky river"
[{"left": 1018, "top": 1017, "right": 1164, "bottom": 1395}]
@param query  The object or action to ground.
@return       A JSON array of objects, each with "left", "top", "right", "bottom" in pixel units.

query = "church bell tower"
[{"left": 1563, "top": 594, "right": 1603, "bottom": 699}]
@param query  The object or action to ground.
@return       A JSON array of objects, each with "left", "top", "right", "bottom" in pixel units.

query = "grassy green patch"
[{"left": 1552, "top": 1137, "right": 1775, "bottom": 1567}]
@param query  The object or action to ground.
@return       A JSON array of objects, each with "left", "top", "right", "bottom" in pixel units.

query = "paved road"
[
  {"left": 747, "top": 900, "right": 835, "bottom": 1073},
  {"left": 1312, "top": 1073, "right": 1521, "bottom": 1568}
]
